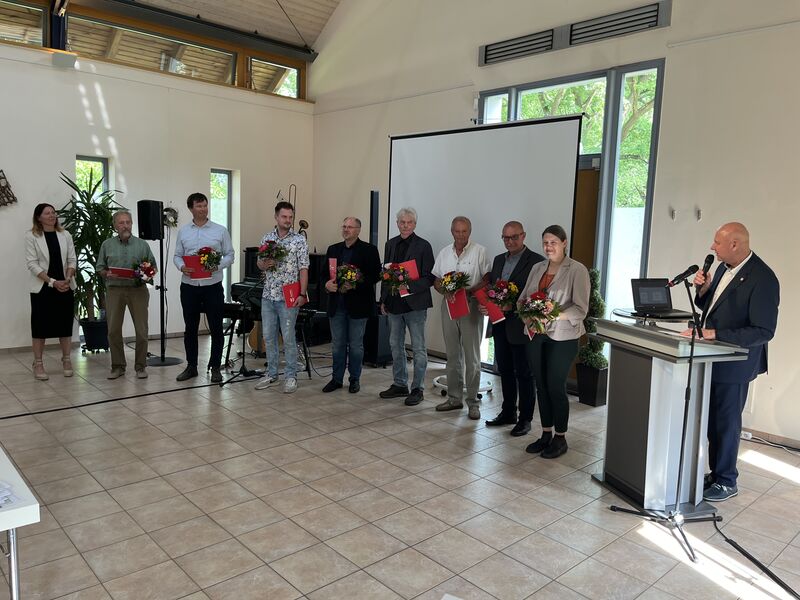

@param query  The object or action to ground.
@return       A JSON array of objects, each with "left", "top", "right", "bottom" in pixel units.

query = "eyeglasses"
[
  {"left": 341, "top": 225, "right": 360, "bottom": 230},
  {"left": 501, "top": 233, "right": 523, "bottom": 242}
]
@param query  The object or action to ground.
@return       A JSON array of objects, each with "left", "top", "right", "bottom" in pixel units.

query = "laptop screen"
[{"left": 631, "top": 278, "right": 672, "bottom": 311}]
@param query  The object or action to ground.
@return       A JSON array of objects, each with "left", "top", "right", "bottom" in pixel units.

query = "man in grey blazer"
[
  {"left": 481, "top": 221, "right": 544, "bottom": 436},
  {"left": 379, "top": 207, "right": 435, "bottom": 406}
]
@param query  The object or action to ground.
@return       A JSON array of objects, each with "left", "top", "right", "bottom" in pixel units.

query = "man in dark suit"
[
  {"left": 379, "top": 207, "right": 435, "bottom": 406},
  {"left": 480, "top": 221, "right": 544, "bottom": 436},
  {"left": 322, "top": 217, "right": 382, "bottom": 393},
  {"left": 683, "top": 222, "right": 779, "bottom": 502}
]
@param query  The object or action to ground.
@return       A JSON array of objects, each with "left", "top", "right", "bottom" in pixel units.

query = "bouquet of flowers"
[
  {"left": 440, "top": 271, "right": 470, "bottom": 294},
  {"left": 257, "top": 240, "right": 288, "bottom": 271},
  {"left": 196, "top": 246, "right": 221, "bottom": 271},
  {"left": 336, "top": 263, "right": 363, "bottom": 290},
  {"left": 487, "top": 279, "right": 520, "bottom": 310},
  {"left": 382, "top": 263, "right": 410, "bottom": 295},
  {"left": 133, "top": 259, "right": 156, "bottom": 285},
  {"left": 517, "top": 291, "right": 561, "bottom": 335}
]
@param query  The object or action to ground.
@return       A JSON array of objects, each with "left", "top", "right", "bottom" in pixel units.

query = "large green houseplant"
[
  {"left": 57, "top": 171, "right": 126, "bottom": 350},
  {"left": 576, "top": 268, "right": 609, "bottom": 406}
]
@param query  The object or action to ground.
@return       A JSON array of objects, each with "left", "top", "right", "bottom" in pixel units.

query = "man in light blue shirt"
[{"left": 173, "top": 192, "right": 234, "bottom": 383}]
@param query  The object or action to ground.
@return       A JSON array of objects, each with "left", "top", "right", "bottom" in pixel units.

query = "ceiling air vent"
[
  {"left": 479, "top": 29, "right": 554, "bottom": 66},
  {"left": 570, "top": 3, "right": 661, "bottom": 46}
]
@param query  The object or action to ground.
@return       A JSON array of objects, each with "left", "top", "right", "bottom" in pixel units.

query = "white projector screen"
[{"left": 388, "top": 116, "right": 581, "bottom": 354}]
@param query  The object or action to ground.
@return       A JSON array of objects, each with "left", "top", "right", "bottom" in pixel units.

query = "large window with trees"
[{"left": 76, "top": 156, "right": 109, "bottom": 193}]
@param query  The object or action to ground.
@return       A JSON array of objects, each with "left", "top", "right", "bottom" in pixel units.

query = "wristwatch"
[{"left": 48, "top": 278, "right": 56, "bottom": 287}]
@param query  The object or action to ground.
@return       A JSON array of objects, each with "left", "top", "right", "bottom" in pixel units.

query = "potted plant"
[
  {"left": 57, "top": 171, "right": 126, "bottom": 352},
  {"left": 576, "top": 268, "right": 609, "bottom": 406}
]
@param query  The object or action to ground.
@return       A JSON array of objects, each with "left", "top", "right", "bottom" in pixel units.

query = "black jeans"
[
  {"left": 180, "top": 282, "right": 224, "bottom": 369},
  {"left": 525, "top": 336, "right": 579, "bottom": 433},
  {"left": 493, "top": 322, "right": 535, "bottom": 422}
]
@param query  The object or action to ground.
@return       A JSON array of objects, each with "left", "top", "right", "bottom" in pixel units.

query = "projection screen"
[{"left": 388, "top": 116, "right": 582, "bottom": 354}]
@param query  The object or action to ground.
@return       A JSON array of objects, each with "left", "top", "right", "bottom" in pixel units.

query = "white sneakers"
[
  {"left": 254, "top": 375, "right": 297, "bottom": 393},
  {"left": 254, "top": 375, "right": 279, "bottom": 390},
  {"left": 283, "top": 378, "right": 297, "bottom": 394}
]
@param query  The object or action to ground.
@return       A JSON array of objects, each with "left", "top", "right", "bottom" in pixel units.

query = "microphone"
[{"left": 666, "top": 264, "right": 699, "bottom": 288}]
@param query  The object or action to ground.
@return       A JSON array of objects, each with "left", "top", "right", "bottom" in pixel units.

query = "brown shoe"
[
  {"left": 435, "top": 399, "right": 463, "bottom": 412},
  {"left": 107, "top": 368, "right": 126, "bottom": 380},
  {"left": 468, "top": 406, "right": 481, "bottom": 420}
]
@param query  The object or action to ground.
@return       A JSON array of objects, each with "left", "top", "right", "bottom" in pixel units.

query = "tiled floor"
[{"left": 0, "top": 337, "right": 799, "bottom": 599}]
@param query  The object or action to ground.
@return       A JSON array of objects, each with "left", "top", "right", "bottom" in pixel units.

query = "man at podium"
[{"left": 682, "top": 222, "right": 779, "bottom": 502}]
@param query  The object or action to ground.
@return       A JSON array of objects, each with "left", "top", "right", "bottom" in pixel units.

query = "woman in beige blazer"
[
  {"left": 25, "top": 203, "right": 77, "bottom": 380},
  {"left": 518, "top": 225, "right": 589, "bottom": 458}
]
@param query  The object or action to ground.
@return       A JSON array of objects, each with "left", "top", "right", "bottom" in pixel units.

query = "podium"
[{"left": 591, "top": 319, "right": 747, "bottom": 512}]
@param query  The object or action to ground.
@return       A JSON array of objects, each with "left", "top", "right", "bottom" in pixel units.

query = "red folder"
[
  {"left": 328, "top": 258, "right": 337, "bottom": 281},
  {"left": 473, "top": 288, "right": 505, "bottom": 324},
  {"left": 398, "top": 259, "right": 419, "bottom": 297},
  {"left": 108, "top": 267, "right": 135, "bottom": 279},
  {"left": 283, "top": 281, "right": 301, "bottom": 307},
  {"left": 446, "top": 288, "right": 470, "bottom": 320},
  {"left": 182, "top": 255, "right": 210, "bottom": 279}
]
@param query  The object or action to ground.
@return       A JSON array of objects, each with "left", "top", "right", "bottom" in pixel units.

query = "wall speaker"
[
  {"left": 137, "top": 199, "right": 163, "bottom": 241},
  {"left": 369, "top": 190, "right": 379, "bottom": 247}
]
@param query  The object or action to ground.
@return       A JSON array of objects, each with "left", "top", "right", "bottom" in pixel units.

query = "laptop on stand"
[{"left": 631, "top": 278, "right": 693, "bottom": 319}]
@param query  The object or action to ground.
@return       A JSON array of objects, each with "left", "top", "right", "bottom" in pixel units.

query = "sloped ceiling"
[{"left": 132, "top": 0, "right": 340, "bottom": 48}]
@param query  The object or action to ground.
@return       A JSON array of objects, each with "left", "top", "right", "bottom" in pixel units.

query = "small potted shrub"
[{"left": 576, "top": 268, "right": 608, "bottom": 406}]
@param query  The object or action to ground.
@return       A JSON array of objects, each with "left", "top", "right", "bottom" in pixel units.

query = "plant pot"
[
  {"left": 80, "top": 318, "right": 109, "bottom": 352},
  {"left": 576, "top": 363, "right": 608, "bottom": 407}
]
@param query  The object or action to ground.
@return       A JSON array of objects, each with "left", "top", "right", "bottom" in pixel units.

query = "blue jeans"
[
  {"left": 261, "top": 299, "right": 299, "bottom": 378},
  {"left": 387, "top": 309, "right": 428, "bottom": 390},
  {"left": 329, "top": 312, "right": 368, "bottom": 383}
]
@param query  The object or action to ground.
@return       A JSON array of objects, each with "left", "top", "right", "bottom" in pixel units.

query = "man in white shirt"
[{"left": 432, "top": 216, "right": 490, "bottom": 419}]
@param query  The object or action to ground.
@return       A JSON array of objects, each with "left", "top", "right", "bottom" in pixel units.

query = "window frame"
[{"left": 75, "top": 155, "right": 110, "bottom": 193}]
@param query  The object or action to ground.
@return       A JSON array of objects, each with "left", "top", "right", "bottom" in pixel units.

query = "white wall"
[
  {"left": 309, "top": 0, "right": 800, "bottom": 441},
  {"left": 0, "top": 43, "right": 313, "bottom": 349}
]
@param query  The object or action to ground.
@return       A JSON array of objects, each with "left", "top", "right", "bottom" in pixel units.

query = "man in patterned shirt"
[{"left": 254, "top": 201, "right": 310, "bottom": 393}]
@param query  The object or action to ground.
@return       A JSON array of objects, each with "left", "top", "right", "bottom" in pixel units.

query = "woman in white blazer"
[
  {"left": 25, "top": 203, "right": 77, "bottom": 380},
  {"left": 517, "top": 225, "right": 590, "bottom": 459}
]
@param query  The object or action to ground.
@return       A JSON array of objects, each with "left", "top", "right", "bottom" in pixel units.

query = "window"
[
  {"left": 0, "top": 0, "right": 44, "bottom": 47},
  {"left": 67, "top": 16, "right": 236, "bottom": 85},
  {"left": 76, "top": 156, "right": 109, "bottom": 193},
  {"left": 210, "top": 169, "right": 233, "bottom": 298},
  {"left": 250, "top": 57, "right": 298, "bottom": 98},
  {"left": 482, "top": 92, "right": 509, "bottom": 124}
]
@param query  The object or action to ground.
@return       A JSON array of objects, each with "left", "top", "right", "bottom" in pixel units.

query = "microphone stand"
[
  {"left": 147, "top": 232, "right": 182, "bottom": 367},
  {"left": 220, "top": 278, "right": 264, "bottom": 387},
  {"left": 608, "top": 279, "right": 721, "bottom": 562}
]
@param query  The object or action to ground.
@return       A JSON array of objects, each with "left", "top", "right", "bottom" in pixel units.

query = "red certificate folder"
[
  {"left": 182, "top": 255, "right": 211, "bottom": 279},
  {"left": 473, "top": 288, "right": 505, "bottom": 324},
  {"left": 328, "top": 258, "right": 337, "bottom": 281},
  {"left": 398, "top": 259, "right": 419, "bottom": 297},
  {"left": 108, "top": 267, "right": 135, "bottom": 279},
  {"left": 283, "top": 281, "right": 301, "bottom": 307},
  {"left": 446, "top": 288, "right": 470, "bottom": 320}
]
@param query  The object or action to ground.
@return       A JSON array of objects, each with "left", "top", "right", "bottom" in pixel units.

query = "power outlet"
[{"left": 740, "top": 431, "right": 753, "bottom": 440}]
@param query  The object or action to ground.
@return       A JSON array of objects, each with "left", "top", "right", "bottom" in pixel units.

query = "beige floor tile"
[
  {"left": 366, "top": 547, "right": 453, "bottom": 599},
  {"left": 19, "top": 506, "right": 60, "bottom": 538},
  {"left": 323, "top": 445, "right": 379, "bottom": 470},
  {"left": 726, "top": 506, "right": 800, "bottom": 543},
  {"left": 413, "top": 575, "right": 498, "bottom": 600},
  {"left": 145, "top": 449, "right": 207, "bottom": 475},
  {"left": 385, "top": 449, "right": 445, "bottom": 474},
  {"left": 164, "top": 464, "right": 230, "bottom": 493},
  {"left": 280, "top": 456, "right": 343, "bottom": 482},
  {"left": 455, "top": 510, "right": 533, "bottom": 551},
  {"left": 176, "top": 538, "right": 263, "bottom": 588},
  {"left": 308, "top": 571, "right": 402, "bottom": 600},
  {"left": 653, "top": 563, "right": 737, "bottom": 600},
  {"left": 308, "top": 471, "right": 375, "bottom": 501},
  {"left": 208, "top": 498, "right": 284, "bottom": 536},
  {"left": 771, "top": 543, "right": 800, "bottom": 576},
  {"left": 271, "top": 543, "right": 358, "bottom": 594},
  {"left": 256, "top": 443, "right": 314, "bottom": 466},
  {"left": 18, "top": 528, "right": 78, "bottom": 568},
  {"left": 184, "top": 479, "right": 255, "bottom": 512},
  {"left": 83, "top": 534, "right": 168, "bottom": 581},
  {"left": 339, "top": 488, "right": 409, "bottom": 521},
  {"left": 374, "top": 507, "right": 450, "bottom": 545},
  {"left": 204, "top": 564, "right": 300, "bottom": 600},
  {"left": 150, "top": 515, "right": 231, "bottom": 558},
  {"left": 76, "top": 447, "right": 138, "bottom": 472},
  {"left": 107, "top": 477, "right": 180, "bottom": 509},
  {"left": 291, "top": 503, "right": 366, "bottom": 540},
  {"left": 539, "top": 515, "right": 617, "bottom": 555},
  {"left": 64, "top": 512, "right": 145, "bottom": 552},
  {"left": 418, "top": 463, "right": 481, "bottom": 489},
  {"left": 128, "top": 495, "right": 204, "bottom": 532},
  {"left": 414, "top": 528, "right": 496, "bottom": 573},
  {"left": 238, "top": 519, "right": 319, "bottom": 562},
  {"left": 494, "top": 495, "right": 566, "bottom": 531},
  {"left": 416, "top": 491, "right": 487, "bottom": 526},
  {"left": 325, "top": 523, "right": 407, "bottom": 567},
  {"left": 528, "top": 580, "right": 594, "bottom": 599},
  {"left": 63, "top": 435, "right": 122, "bottom": 458},
  {"left": 381, "top": 474, "right": 447, "bottom": 505},
  {"left": 265, "top": 484, "right": 332, "bottom": 517},
  {"left": 212, "top": 453, "right": 271, "bottom": 478},
  {"left": 52, "top": 584, "right": 113, "bottom": 599},
  {"left": 22, "top": 457, "right": 87, "bottom": 485},
  {"left": 485, "top": 467, "right": 548, "bottom": 495},
  {"left": 237, "top": 431, "right": 291, "bottom": 451},
  {"left": 236, "top": 468, "right": 302, "bottom": 496},
  {"left": 454, "top": 478, "right": 520, "bottom": 508},
  {"left": 35, "top": 473, "right": 104, "bottom": 504},
  {"left": 358, "top": 437, "right": 412, "bottom": 458},
  {"left": 348, "top": 459, "right": 411, "bottom": 486},
  {"left": 103, "top": 560, "right": 199, "bottom": 600},
  {"left": 529, "top": 483, "right": 596, "bottom": 512},
  {"left": 592, "top": 537, "right": 677, "bottom": 585},
  {"left": 192, "top": 440, "right": 250, "bottom": 462},
  {"left": 504, "top": 533, "right": 587, "bottom": 579},
  {"left": 461, "top": 553, "right": 551, "bottom": 600},
  {"left": 48, "top": 491, "right": 123, "bottom": 527},
  {"left": 91, "top": 460, "right": 159, "bottom": 489},
  {"left": 9, "top": 444, "right": 72, "bottom": 468},
  {"left": 20, "top": 554, "right": 99, "bottom": 600}
]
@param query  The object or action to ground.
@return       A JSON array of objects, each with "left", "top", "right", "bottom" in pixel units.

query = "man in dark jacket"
[
  {"left": 379, "top": 207, "right": 435, "bottom": 406},
  {"left": 481, "top": 221, "right": 544, "bottom": 436},
  {"left": 322, "top": 217, "right": 382, "bottom": 393},
  {"left": 683, "top": 222, "right": 779, "bottom": 502}
]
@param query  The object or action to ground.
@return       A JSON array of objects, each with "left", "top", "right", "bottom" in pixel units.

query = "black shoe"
[
  {"left": 323, "top": 380, "right": 343, "bottom": 393},
  {"left": 176, "top": 367, "right": 198, "bottom": 382},
  {"left": 380, "top": 384, "right": 410, "bottom": 399},
  {"left": 703, "top": 482, "right": 738, "bottom": 502},
  {"left": 510, "top": 421, "right": 531, "bottom": 437},
  {"left": 210, "top": 368, "right": 222, "bottom": 384},
  {"left": 485, "top": 413, "right": 517, "bottom": 427},
  {"left": 525, "top": 431, "right": 553, "bottom": 454},
  {"left": 541, "top": 435, "right": 568, "bottom": 459},
  {"left": 349, "top": 380, "right": 360, "bottom": 394},
  {"left": 404, "top": 388, "right": 423, "bottom": 406}
]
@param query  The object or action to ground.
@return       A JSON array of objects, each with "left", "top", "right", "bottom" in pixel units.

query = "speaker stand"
[{"left": 147, "top": 233, "right": 182, "bottom": 367}]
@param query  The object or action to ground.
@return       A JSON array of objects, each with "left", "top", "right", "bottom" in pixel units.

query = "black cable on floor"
[{"left": 712, "top": 519, "right": 800, "bottom": 599}]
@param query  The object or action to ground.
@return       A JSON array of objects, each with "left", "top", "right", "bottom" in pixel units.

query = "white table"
[{"left": 0, "top": 446, "right": 40, "bottom": 600}]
